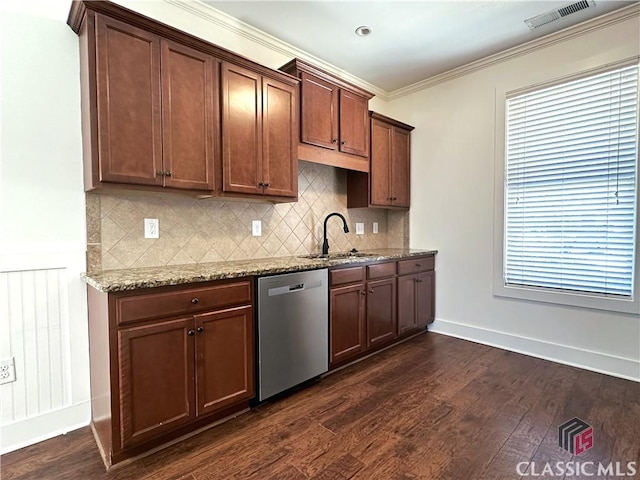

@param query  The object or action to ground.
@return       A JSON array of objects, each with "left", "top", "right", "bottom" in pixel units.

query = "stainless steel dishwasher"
[{"left": 257, "top": 268, "right": 328, "bottom": 401}]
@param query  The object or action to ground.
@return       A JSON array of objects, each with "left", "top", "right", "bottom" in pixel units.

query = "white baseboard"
[
  {"left": 429, "top": 318, "right": 640, "bottom": 382},
  {"left": 0, "top": 401, "right": 91, "bottom": 455}
]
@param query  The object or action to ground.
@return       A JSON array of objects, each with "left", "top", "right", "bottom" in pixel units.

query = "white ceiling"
[{"left": 204, "top": 0, "right": 637, "bottom": 92}]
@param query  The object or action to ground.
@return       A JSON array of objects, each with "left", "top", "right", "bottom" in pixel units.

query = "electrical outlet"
[
  {"left": 252, "top": 220, "right": 262, "bottom": 237},
  {"left": 355, "top": 223, "right": 364, "bottom": 235},
  {"left": 0, "top": 357, "right": 16, "bottom": 385},
  {"left": 373, "top": 222, "right": 379, "bottom": 234},
  {"left": 144, "top": 218, "right": 159, "bottom": 239}
]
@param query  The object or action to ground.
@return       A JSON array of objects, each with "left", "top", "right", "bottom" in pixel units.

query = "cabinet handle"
[
  {"left": 191, "top": 298, "right": 199, "bottom": 304},
  {"left": 415, "top": 264, "right": 421, "bottom": 268},
  {"left": 156, "top": 170, "right": 164, "bottom": 176},
  {"left": 187, "top": 329, "right": 195, "bottom": 336},
  {"left": 196, "top": 326, "right": 204, "bottom": 333},
  {"left": 416, "top": 279, "right": 423, "bottom": 283},
  {"left": 332, "top": 138, "right": 337, "bottom": 144}
]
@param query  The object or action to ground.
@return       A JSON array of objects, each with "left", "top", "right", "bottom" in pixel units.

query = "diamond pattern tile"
[{"left": 88, "top": 161, "right": 408, "bottom": 271}]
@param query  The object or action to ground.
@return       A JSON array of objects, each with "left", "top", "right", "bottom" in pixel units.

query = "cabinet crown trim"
[
  {"left": 369, "top": 111, "right": 415, "bottom": 131},
  {"left": 280, "top": 58, "right": 374, "bottom": 99}
]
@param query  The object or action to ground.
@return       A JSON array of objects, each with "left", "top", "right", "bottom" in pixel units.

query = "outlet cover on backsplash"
[{"left": 86, "top": 161, "right": 409, "bottom": 272}]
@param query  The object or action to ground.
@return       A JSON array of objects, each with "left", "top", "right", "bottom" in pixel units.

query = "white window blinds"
[{"left": 505, "top": 63, "right": 638, "bottom": 297}]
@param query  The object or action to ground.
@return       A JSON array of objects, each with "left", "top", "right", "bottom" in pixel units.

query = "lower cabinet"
[
  {"left": 118, "top": 317, "right": 195, "bottom": 449},
  {"left": 87, "top": 278, "right": 254, "bottom": 467},
  {"left": 329, "top": 283, "right": 366, "bottom": 364},
  {"left": 329, "top": 255, "right": 435, "bottom": 369},
  {"left": 366, "top": 277, "right": 396, "bottom": 347},
  {"left": 397, "top": 257, "right": 435, "bottom": 334}
]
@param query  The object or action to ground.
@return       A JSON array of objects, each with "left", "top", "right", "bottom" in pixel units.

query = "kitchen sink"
[{"left": 298, "top": 252, "right": 373, "bottom": 260}]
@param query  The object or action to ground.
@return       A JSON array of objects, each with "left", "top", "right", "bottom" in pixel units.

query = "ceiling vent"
[{"left": 525, "top": 0, "right": 595, "bottom": 30}]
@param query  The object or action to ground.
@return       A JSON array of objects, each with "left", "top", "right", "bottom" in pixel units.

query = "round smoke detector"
[{"left": 355, "top": 26, "right": 372, "bottom": 37}]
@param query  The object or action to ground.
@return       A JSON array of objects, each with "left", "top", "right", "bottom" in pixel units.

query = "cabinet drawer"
[
  {"left": 330, "top": 266, "right": 365, "bottom": 286},
  {"left": 115, "top": 280, "right": 252, "bottom": 326},
  {"left": 367, "top": 262, "right": 396, "bottom": 280},
  {"left": 397, "top": 256, "right": 434, "bottom": 275}
]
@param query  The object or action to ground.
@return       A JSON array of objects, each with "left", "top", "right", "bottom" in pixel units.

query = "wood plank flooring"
[{"left": 2, "top": 333, "right": 639, "bottom": 480}]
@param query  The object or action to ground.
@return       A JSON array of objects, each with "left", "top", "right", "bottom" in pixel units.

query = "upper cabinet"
[
  {"left": 347, "top": 112, "right": 415, "bottom": 209},
  {"left": 280, "top": 59, "right": 373, "bottom": 172},
  {"left": 222, "top": 63, "right": 297, "bottom": 198},
  {"left": 69, "top": 1, "right": 298, "bottom": 201}
]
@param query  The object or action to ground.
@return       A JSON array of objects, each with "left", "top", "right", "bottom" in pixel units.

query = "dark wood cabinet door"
[
  {"left": 262, "top": 77, "right": 297, "bottom": 198},
  {"left": 118, "top": 317, "right": 195, "bottom": 449},
  {"left": 300, "top": 72, "right": 338, "bottom": 150},
  {"left": 95, "top": 14, "right": 162, "bottom": 186},
  {"left": 195, "top": 305, "right": 254, "bottom": 416},
  {"left": 397, "top": 274, "right": 418, "bottom": 334},
  {"left": 366, "top": 278, "right": 396, "bottom": 347},
  {"left": 417, "top": 271, "right": 435, "bottom": 327},
  {"left": 221, "top": 62, "right": 262, "bottom": 195},
  {"left": 161, "top": 40, "right": 217, "bottom": 191},
  {"left": 330, "top": 284, "right": 365, "bottom": 366},
  {"left": 339, "top": 90, "right": 369, "bottom": 158},
  {"left": 369, "top": 118, "right": 393, "bottom": 206},
  {"left": 391, "top": 127, "right": 411, "bottom": 207}
]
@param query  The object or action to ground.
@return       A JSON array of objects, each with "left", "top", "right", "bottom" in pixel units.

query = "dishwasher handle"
[{"left": 266, "top": 278, "right": 323, "bottom": 297}]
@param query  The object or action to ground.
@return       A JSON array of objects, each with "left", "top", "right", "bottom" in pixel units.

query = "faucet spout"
[{"left": 322, "top": 212, "right": 349, "bottom": 255}]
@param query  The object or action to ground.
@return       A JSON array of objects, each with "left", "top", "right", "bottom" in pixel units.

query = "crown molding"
[
  {"left": 158, "top": 1, "right": 638, "bottom": 103},
  {"left": 388, "top": 3, "right": 640, "bottom": 100},
  {"left": 163, "top": 0, "right": 389, "bottom": 100}
]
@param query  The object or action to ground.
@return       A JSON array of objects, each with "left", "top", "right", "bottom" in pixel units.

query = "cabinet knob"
[
  {"left": 187, "top": 329, "right": 195, "bottom": 336},
  {"left": 156, "top": 170, "right": 164, "bottom": 176},
  {"left": 196, "top": 326, "right": 204, "bottom": 333},
  {"left": 369, "top": 289, "right": 374, "bottom": 294},
  {"left": 258, "top": 182, "right": 264, "bottom": 187},
  {"left": 341, "top": 140, "right": 346, "bottom": 145},
  {"left": 164, "top": 171, "right": 172, "bottom": 177},
  {"left": 360, "top": 290, "right": 366, "bottom": 296},
  {"left": 332, "top": 138, "right": 337, "bottom": 144},
  {"left": 263, "top": 182, "right": 270, "bottom": 188},
  {"left": 191, "top": 298, "right": 199, "bottom": 304}
]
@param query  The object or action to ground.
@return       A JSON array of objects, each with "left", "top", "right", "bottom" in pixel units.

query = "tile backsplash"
[{"left": 86, "top": 161, "right": 409, "bottom": 272}]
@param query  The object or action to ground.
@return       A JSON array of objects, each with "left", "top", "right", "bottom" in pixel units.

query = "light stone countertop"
[{"left": 82, "top": 248, "right": 437, "bottom": 292}]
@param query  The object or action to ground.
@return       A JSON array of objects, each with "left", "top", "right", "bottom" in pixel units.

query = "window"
[{"left": 499, "top": 63, "right": 639, "bottom": 311}]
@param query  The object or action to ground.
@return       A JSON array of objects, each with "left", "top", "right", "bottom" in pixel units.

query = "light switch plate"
[
  {"left": 373, "top": 222, "right": 379, "bottom": 234},
  {"left": 252, "top": 220, "right": 262, "bottom": 237},
  {"left": 144, "top": 218, "right": 159, "bottom": 239},
  {"left": 355, "top": 222, "right": 364, "bottom": 235}
]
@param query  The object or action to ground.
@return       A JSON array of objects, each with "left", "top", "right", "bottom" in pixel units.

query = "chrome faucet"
[{"left": 322, "top": 212, "right": 349, "bottom": 255}]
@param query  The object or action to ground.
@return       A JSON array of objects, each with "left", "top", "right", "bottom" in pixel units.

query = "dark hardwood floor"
[{"left": 2, "top": 333, "right": 639, "bottom": 480}]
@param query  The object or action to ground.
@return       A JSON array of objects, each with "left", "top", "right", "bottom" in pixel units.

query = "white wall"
[
  {"left": 389, "top": 14, "right": 640, "bottom": 380},
  {"left": 0, "top": 1, "right": 90, "bottom": 453}
]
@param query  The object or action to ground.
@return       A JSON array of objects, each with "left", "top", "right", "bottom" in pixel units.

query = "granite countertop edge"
[{"left": 82, "top": 249, "right": 438, "bottom": 293}]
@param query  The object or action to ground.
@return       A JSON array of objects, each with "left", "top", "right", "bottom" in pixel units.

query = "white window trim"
[{"left": 493, "top": 59, "right": 640, "bottom": 315}]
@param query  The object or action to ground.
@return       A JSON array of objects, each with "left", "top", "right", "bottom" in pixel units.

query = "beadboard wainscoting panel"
[
  {"left": 0, "top": 250, "right": 90, "bottom": 454},
  {"left": 0, "top": 268, "right": 71, "bottom": 424},
  {"left": 89, "top": 161, "right": 407, "bottom": 271}
]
